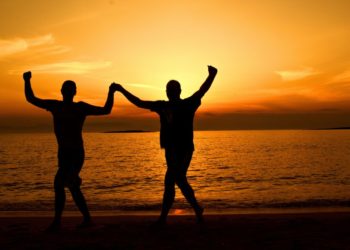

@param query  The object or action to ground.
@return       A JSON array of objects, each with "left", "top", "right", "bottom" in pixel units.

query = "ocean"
[{"left": 1, "top": 130, "right": 350, "bottom": 214}]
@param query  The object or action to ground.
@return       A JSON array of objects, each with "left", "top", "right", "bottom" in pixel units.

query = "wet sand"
[{"left": 1, "top": 212, "right": 350, "bottom": 249}]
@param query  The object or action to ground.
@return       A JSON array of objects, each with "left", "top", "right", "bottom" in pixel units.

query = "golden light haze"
[{"left": 1, "top": 0, "right": 350, "bottom": 131}]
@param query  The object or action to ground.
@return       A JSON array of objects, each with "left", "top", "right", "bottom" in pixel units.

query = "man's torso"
[
  {"left": 151, "top": 96, "right": 201, "bottom": 150},
  {"left": 47, "top": 101, "right": 88, "bottom": 150}
]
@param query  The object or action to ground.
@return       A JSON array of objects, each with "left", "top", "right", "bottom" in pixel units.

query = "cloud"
[
  {"left": 34, "top": 45, "right": 71, "bottom": 55},
  {"left": 0, "top": 34, "right": 55, "bottom": 57},
  {"left": 275, "top": 67, "right": 319, "bottom": 81},
  {"left": 0, "top": 38, "right": 28, "bottom": 57},
  {"left": 26, "top": 34, "right": 54, "bottom": 46},
  {"left": 329, "top": 70, "right": 350, "bottom": 84},
  {"left": 9, "top": 61, "right": 112, "bottom": 74}
]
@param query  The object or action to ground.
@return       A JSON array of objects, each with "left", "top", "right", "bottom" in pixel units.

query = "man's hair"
[
  {"left": 166, "top": 80, "right": 181, "bottom": 90},
  {"left": 61, "top": 80, "right": 76, "bottom": 97},
  {"left": 166, "top": 80, "right": 181, "bottom": 99}
]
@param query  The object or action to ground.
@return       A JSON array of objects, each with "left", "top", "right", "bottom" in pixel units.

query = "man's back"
[
  {"left": 45, "top": 101, "right": 91, "bottom": 150},
  {"left": 23, "top": 74, "right": 117, "bottom": 149},
  {"left": 150, "top": 96, "right": 201, "bottom": 150}
]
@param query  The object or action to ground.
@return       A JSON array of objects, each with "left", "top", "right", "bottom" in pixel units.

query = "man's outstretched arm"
[
  {"left": 83, "top": 83, "right": 117, "bottom": 115},
  {"left": 191, "top": 65, "right": 218, "bottom": 99},
  {"left": 115, "top": 84, "right": 155, "bottom": 109},
  {"left": 24, "top": 71, "right": 51, "bottom": 109}
]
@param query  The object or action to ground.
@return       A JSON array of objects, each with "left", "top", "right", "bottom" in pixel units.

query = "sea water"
[{"left": 1, "top": 130, "right": 350, "bottom": 213}]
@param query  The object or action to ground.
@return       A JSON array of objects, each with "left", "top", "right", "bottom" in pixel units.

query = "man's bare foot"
[{"left": 196, "top": 207, "right": 204, "bottom": 224}]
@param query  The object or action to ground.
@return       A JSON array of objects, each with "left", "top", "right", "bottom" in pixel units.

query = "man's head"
[
  {"left": 166, "top": 80, "right": 181, "bottom": 101},
  {"left": 61, "top": 80, "right": 76, "bottom": 101}
]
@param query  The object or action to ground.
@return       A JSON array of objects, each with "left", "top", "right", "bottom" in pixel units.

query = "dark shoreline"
[{"left": 2, "top": 213, "right": 350, "bottom": 249}]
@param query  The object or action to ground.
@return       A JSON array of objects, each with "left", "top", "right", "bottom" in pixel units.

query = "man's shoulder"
[
  {"left": 149, "top": 100, "right": 167, "bottom": 111},
  {"left": 44, "top": 100, "right": 61, "bottom": 110},
  {"left": 155, "top": 100, "right": 167, "bottom": 104},
  {"left": 76, "top": 101, "right": 88, "bottom": 106},
  {"left": 183, "top": 95, "right": 201, "bottom": 105},
  {"left": 74, "top": 101, "right": 93, "bottom": 112},
  {"left": 47, "top": 99, "right": 61, "bottom": 104},
  {"left": 75, "top": 101, "right": 97, "bottom": 109}
]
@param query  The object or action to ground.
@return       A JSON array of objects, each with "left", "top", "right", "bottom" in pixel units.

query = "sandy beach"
[{"left": 1, "top": 212, "right": 350, "bottom": 249}]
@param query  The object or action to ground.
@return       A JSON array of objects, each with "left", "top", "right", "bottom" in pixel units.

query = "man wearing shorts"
[
  {"left": 115, "top": 65, "right": 217, "bottom": 224},
  {"left": 23, "top": 71, "right": 117, "bottom": 231}
]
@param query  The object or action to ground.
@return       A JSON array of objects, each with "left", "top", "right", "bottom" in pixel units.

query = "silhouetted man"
[
  {"left": 23, "top": 71, "right": 117, "bottom": 231},
  {"left": 115, "top": 65, "right": 217, "bottom": 224}
]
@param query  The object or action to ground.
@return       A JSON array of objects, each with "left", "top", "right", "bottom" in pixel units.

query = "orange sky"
[{"left": 1, "top": 0, "right": 350, "bottom": 131}]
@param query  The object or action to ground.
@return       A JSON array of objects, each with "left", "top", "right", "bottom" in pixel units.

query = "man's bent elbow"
[{"left": 25, "top": 95, "right": 35, "bottom": 104}]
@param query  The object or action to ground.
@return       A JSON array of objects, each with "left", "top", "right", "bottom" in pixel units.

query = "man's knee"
[
  {"left": 164, "top": 176, "right": 175, "bottom": 186},
  {"left": 54, "top": 172, "right": 82, "bottom": 190},
  {"left": 175, "top": 176, "right": 191, "bottom": 190},
  {"left": 164, "top": 175, "right": 175, "bottom": 193},
  {"left": 54, "top": 173, "right": 65, "bottom": 191},
  {"left": 164, "top": 182, "right": 175, "bottom": 191},
  {"left": 163, "top": 185, "right": 175, "bottom": 200},
  {"left": 164, "top": 177, "right": 175, "bottom": 193},
  {"left": 174, "top": 171, "right": 187, "bottom": 182}
]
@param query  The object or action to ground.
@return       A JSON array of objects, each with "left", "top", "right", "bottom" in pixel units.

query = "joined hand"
[{"left": 109, "top": 82, "right": 123, "bottom": 92}]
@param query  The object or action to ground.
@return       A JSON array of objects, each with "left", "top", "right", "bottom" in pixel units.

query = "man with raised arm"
[
  {"left": 23, "top": 71, "right": 118, "bottom": 231},
  {"left": 115, "top": 65, "right": 217, "bottom": 225}
]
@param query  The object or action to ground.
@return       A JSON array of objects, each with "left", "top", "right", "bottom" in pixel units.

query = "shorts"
[
  {"left": 165, "top": 147, "right": 193, "bottom": 173},
  {"left": 55, "top": 148, "right": 85, "bottom": 188}
]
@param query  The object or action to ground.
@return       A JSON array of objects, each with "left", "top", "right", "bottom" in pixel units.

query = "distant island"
[
  {"left": 103, "top": 130, "right": 153, "bottom": 133},
  {"left": 314, "top": 127, "right": 350, "bottom": 130}
]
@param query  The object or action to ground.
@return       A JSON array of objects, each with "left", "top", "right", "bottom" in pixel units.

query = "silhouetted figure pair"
[
  {"left": 115, "top": 65, "right": 217, "bottom": 224},
  {"left": 24, "top": 65, "right": 217, "bottom": 229},
  {"left": 23, "top": 71, "right": 118, "bottom": 231}
]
